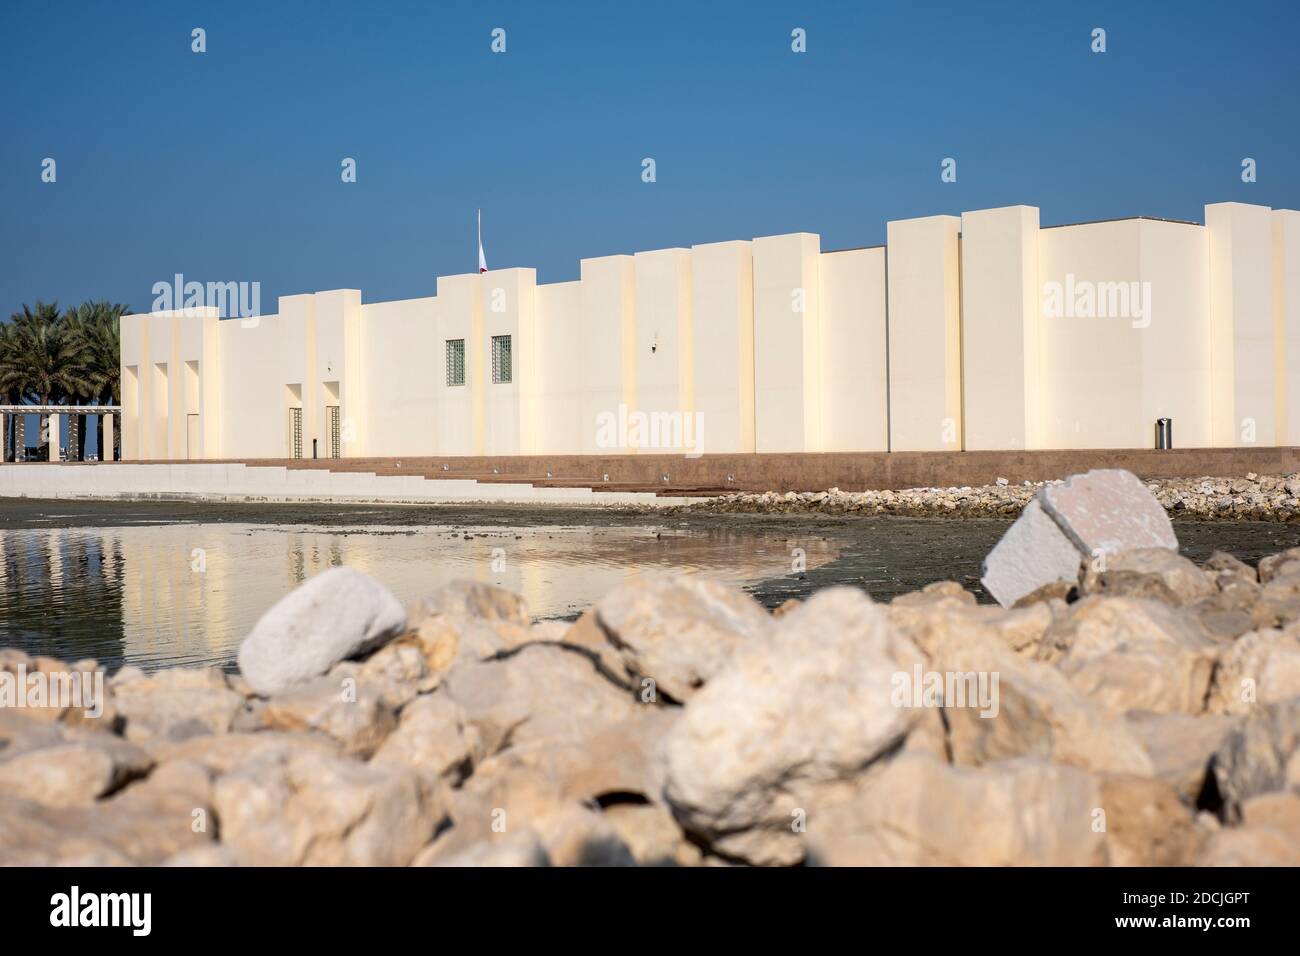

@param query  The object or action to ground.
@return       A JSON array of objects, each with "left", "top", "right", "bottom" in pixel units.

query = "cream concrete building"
[{"left": 118, "top": 201, "right": 1300, "bottom": 462}]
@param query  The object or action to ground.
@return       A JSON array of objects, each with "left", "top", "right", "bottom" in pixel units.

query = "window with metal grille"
[
  {"left": 327, "top": 405, "right": 341, "bottom": 458},
  {"left": 289, "top": 407, "right": 303, "bottom": 459},
  {"left": 445, "top": 339, "right": 465, "bottom": 386},
  {"left": 491, "top": 334, "right": 512, "bottom": 384}
]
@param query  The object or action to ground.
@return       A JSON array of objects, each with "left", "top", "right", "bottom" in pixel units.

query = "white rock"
[
  {"left": 593, "top": 574, "right": 771, "bottom": 700},
  {"left": 981, "top": 469, "right": 1179, "bottom": 608},
  {"left": 237, "top": 567, "right": 408, "bottom": 695},
  {"left": 1040, "top": 468, "right": 1178, "bottom": 556},
  {"left": 661, "top": 587, "right": 922, "bottom": 865},
  {"left": 980, "top": 499, "right": 1082, "bottom": 608}
]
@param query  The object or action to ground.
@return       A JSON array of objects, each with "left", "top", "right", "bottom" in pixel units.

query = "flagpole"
[{"left": 477, "top": 208, "right": 487, "bottom": 273}]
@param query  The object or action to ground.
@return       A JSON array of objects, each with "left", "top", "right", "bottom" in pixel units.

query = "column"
[
  {"left": 433, "top": 276, "right": 484, "bottom": 456},
  {"left": 634, "top": 248, "right": 693, "bottom": 452},
  {"left": 578, "top": 255, "right": 636, "bottom": 454},
  {"left": 42, "top": 413, "right": 56, "bottom": 461},
  {"left": 1207, "top": 202, "right": 1276, "bottom": 446},
  {"left": 102, "top": 413, "right": 115, "bottom": 462},
  {"left": 691, "top": 240, "right": 755, "bottom": 453},
  {"left": 960, "top": 206, "right": 1042, "bottom": 450},
  {"left": 480, "top": 268, "right": 537, "bottom": 455},
  {"left": 752, "top": 232, "right": 822, "bottom": 452},
  {"left": 886, "top": 215, "right": 963, "bottom": 451},
  {"left": 1275, "top": 209, "right": 1300, "bottom": 444},
  {"left": 820, "top": 246, "right": 888, "bottom": 451}
]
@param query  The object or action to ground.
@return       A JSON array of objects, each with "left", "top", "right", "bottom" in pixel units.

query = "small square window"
[
  {"left": 445, "top": 339, "right": 465, "bottom": 386},
  {"left": 491, "top": 334, "right": 512, "bottom": 384}
]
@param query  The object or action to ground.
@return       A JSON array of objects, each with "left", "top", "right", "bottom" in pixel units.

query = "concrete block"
[
  {"left": 1039, "top": 468, "right": 1178, "bottom": 556},
  {"left": 981, "top": 468, "right": 1178, "bottom": 607},
  {"left": 980, "top": 499, "right": 1084, "bottom": 607}
]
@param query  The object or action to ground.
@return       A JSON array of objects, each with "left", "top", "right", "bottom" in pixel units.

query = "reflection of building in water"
[
  {"left": 0, "top": 528, "right": 127, "bottom": 666},
  {"left": 2, "top": 522, "right": 836, "bottom": 671},
  {"left": 114, "top": 525, "right": 351, "bottom": 668}
]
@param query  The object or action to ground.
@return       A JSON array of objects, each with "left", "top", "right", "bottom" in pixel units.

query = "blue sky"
[{"left": 2, "top": 0, "right": 1299, "bottom": 318}]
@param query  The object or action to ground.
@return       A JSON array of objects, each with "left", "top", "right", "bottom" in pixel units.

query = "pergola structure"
[{"left": 0, "top": 405, "right": 120, "bottom": 462}]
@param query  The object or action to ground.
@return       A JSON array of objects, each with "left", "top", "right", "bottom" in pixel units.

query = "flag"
[{"left": 477, "top": 209, "right": 488, "bottom": 273}]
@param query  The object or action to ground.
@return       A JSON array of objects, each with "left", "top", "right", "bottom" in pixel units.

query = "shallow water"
[
  {"left": 3, "top": 498, "right": 1299, "bottom": 673},
  {"left": 0, "top": 521, "right": 838, "bottom": 671}
]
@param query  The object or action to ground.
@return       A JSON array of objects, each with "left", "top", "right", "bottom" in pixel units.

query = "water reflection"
[{"left": 0, "top": 524, "right": 836, "bottom": 672}]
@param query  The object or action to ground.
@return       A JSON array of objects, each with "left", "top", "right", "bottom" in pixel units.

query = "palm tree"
[
  {"left": 64, "top": 301, "right": 128, "bottom": 460},
  {"left": 0, "top": 302, "right": 92, "bottom": 460},
  {"left": 1, "top": 303, "right": 63, "bottom": 459},
  {"left": 0, "top": 321, "right": 21, "bottom": 461}
]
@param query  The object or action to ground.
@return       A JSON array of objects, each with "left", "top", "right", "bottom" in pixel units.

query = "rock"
[
  {"left": 1196, "top": 826, "right": 1300, "bottom": 865},
  {"left": 891, "top": 580, "right": 976, "bottom": 607},
  {"left": 421, "top": 759, "right": 634, "bottom": 866},
  {"left": 930, "top": 624, "right": 1154, "bottom": 775},
  {"left": 531, "top": 804, "right": 637, "bottom": 866},
  {"left": 237, "top": 567, "right": 408, "bottom": 696},
  {"left": 397, "top": 607, "right": 533, "bottom": 684},
  {"left": 0, "top": 653, "right": 110, "bottom": 725},
  {"left": 470, "top": 707, "right": 676, "bottom": 807},
  {"left": 0, "top": 760, "right": 214, "bottom": 865},
  {"left": 411, "top": 580, "right": 531, "bottom": 626},
  {"left": 260, "top": 676, "right": 398, "bottom": 758},
  {"left": 109, "top": 666, "right": 250, "bottom": 743},
  {"left": 557, "top": 609, "right": 632, "bottom": 688},
  {"left": 989, "top": 601, "right": 1057, "bottom": 655},
  {"left": 1211, "top": 698, "right": 1300, "bottom": 819},
  {"left": 163, "top": 844, "right": 242, "bottom": 866},
  {"left": 417, "top": 828, "right": 551, "bottom": 867},
  {"left": 1041, "top": 597, "right": 1217, "bottom": 715},
  {"left": 1240, "top": 791, "right": 1300, "bottom": 842},
  {"left": 771, "top": 598, "right": 802, "bottom": 618},
  {"left": 1079, "top": 548, "right": 1215, "bottom": 605},
  {"left": 981, "top": 499, "right": 1084, "bottom": 608},
  {"left": 1187, "top": 592, "right": 1258, "bottom": 643},
  {"left": 353, "top": 642, "right": 438, "bottom": 708},
  {"left": 983, "top": 470, "right": 1179, "bottom": 608},
  {"left": 1012, "top": 580, "right": 1076, "bottom": 607},
  {"left": 806, "top": 755, "right": 1107, "bottom": 866},
  {"left": 442, "top": 643, "right": 639, "bottom": 755},
  {"left": 1250, "top": 574, "right": 1300, "bottom": 630},
  {"left": 1040, "top": 469, "right": 1179, "bottom": 556},
  {"left": 661, "top": 588, "right": 923, "bottom": 865},
  {"left": 1204, "top": 551, "right": 1258, "bottom": 585},
  {"left": 1206, "top": 626, "right": 1300, "bottom": 715},
  {"left": 370, "top": 693, "right": 483, "bottom": 786},
  {"left": 210, "top": 749, "right": 440, "bottom": 866},
  {"left": 161, "top": 842, "right": 243, "bottom": 868},
  {"left": 144, "top": 730, "right": 341, "bottom": 775},
  {"left": 1125, "top": 712, "right": 1241, "bottom": 802},
  {"left": 593, "top": 574, "right": 771, "bottom": 701},
  {"left": 1099, "top": 774, "right": 1201, "bottom": 866},
  {"left": 601, "top": 802, "right": 703, "bottom": 866},
  {"left": 912, "top": 605, "right": 1154, "bottom": 776},
  {"left": 1258, "top": 547, "right": 1300, "bottom": 584},
  {"left": 0, "top": 737, "right": 153, "bottom": 806}
]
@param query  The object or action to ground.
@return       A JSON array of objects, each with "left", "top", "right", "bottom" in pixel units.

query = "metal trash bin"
[{"left": 1155, "top": 418, "right": 1173, "bottom": 450}]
